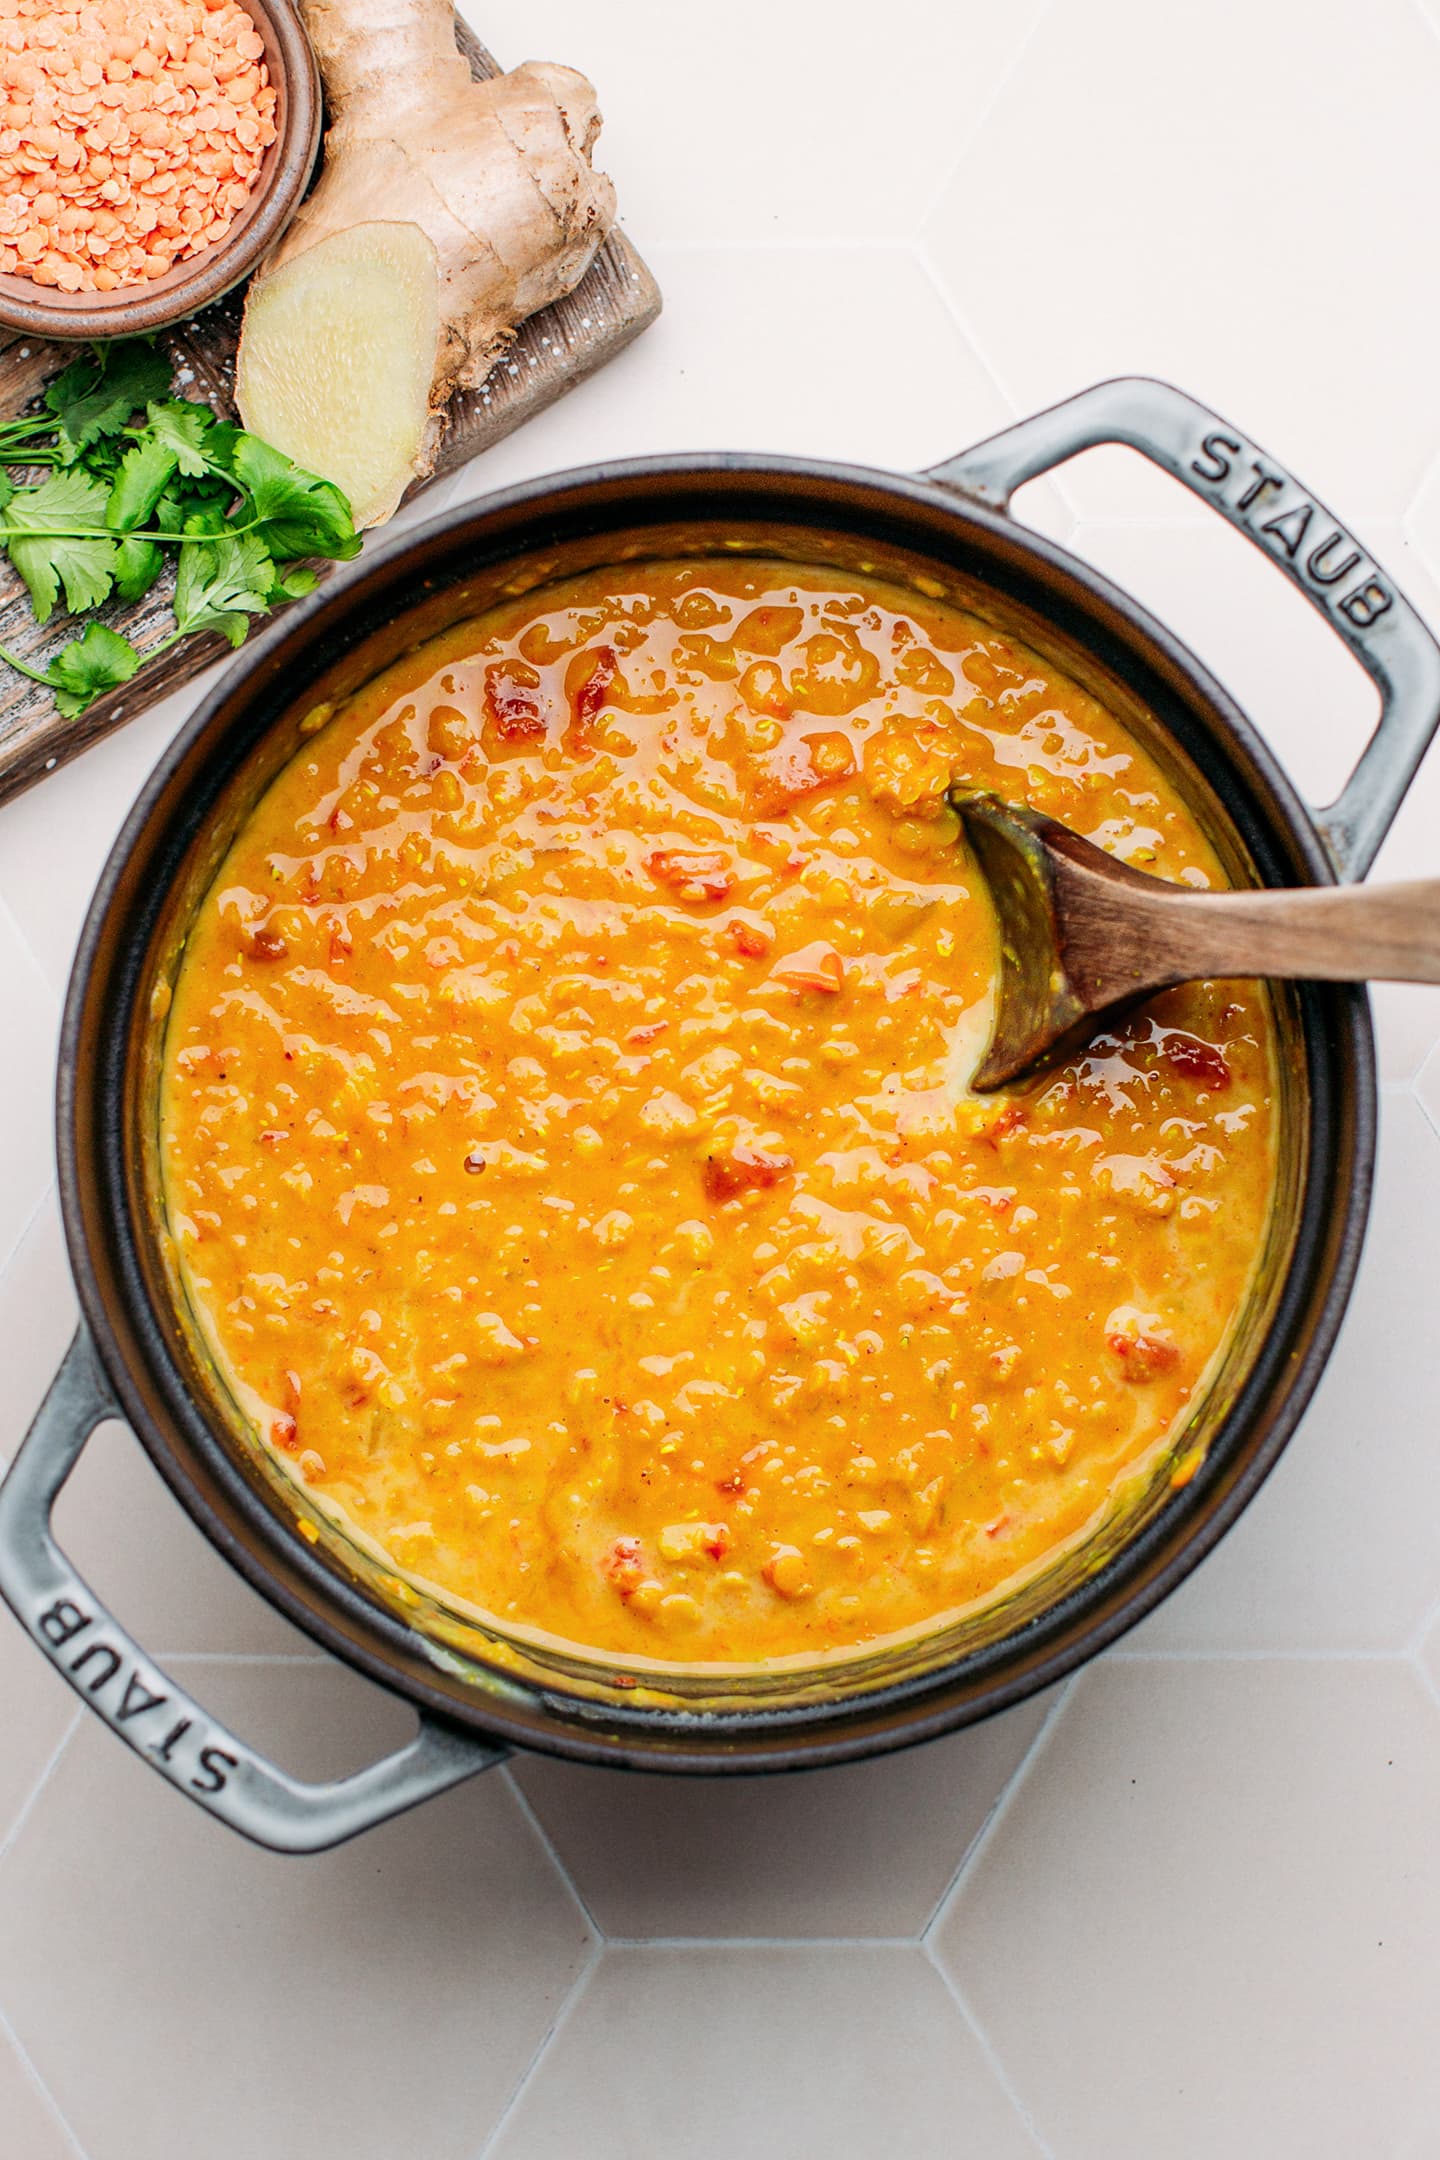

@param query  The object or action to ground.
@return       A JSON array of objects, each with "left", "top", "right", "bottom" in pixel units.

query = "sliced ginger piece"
[
  {"left": 236, "top": 223, "right": 441, "bottom": 531},
  {"left": 235, "top": 0, "right": 617, "bottom": 528}
]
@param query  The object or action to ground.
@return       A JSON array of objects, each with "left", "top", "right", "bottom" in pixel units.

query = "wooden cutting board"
[{"left": 0, "top": 18, "right": 660, "bottom": 808}]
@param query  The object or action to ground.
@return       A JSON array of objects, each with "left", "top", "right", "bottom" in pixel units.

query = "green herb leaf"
[
  {"left": 1, "top": 365, "right": 351, "bottom": 709},
  {"left": 172, "top": 474, "right": 235, "bottom": 518},
  {"left": 173, "top": 528, "right": 275, "bottom": 647},
  {"left": 270, "top": 562, "right": 319, "bottom": 601},
  {"left": 78, "top": 432, "right": 125, "bottom": 484},
  {"left": 145, "top": 398, "right": 215, "bottom": 477},
  {"left": 180, "top": 500, "right": 231, "bottom": 539},
  {"left": 229, "top": 434, "right": 361, "bottom": 563},
  {"left": 0, "top": 621, "right": 142, "bottom": 718},
  {"left": 113, "top": 533, "right": 164, "bottom": 604},
  {"left": 2, "top": 470, "right": 116, "bottom": 621},
  {"left": 45, "top": 343, "right": 172, "bottom": 461},
  {"left": 202, "top": 422, "right": 243, "bottom": 474},
  {"left": 107, "top": 433, "right": 179, "bottom": 533},
  {"left": 46, "top": 621, "right": 143, "bottom": 717}
]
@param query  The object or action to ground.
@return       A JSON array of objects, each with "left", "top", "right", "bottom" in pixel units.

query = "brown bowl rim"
[{"left": 0, "top": 0, "right": 320, "bottom": 341}]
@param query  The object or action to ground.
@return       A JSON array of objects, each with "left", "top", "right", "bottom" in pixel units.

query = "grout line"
[
  {"left": 913, "top": 0, "right": 1057, "bottom": 232},
  {"left": 0, "top": 1704, "right": 81, "bottom": 1871},
  {"left": 1062, "top": 512, "right": 1246, "bottom": 533},
  {"left": 0, "top": 881, "right": 53, "bottom": 984},
  {"left": 500, "top": 1764, "right": 607, "bottom": 1942},
  {"left": 907, "top": 241, "right": 1036, "bottom": 470},
  {"left": 474, "top": 1934, "right": 604, "bottom": 2160},
  {"left": 0, "top": 2001, "right": 92, "bottom": 2160},
  {"left": 1410, "top": 0, "right": 1440, "bottom": 58},
  {"left": 1103, "top": 1647, "right": 1401, "bottom": 1664},
  {"left": 1064, "top": 506, "right": 1410, "bottom": 538},
  {"left": 1415, "top": 1080, "right": 1440, "bottom": 1149},
  {"left": 0, "top": 1172, "right": 56, "bottom": 1289},
  {"left": 1398, "top": 439, "right": 1440, "bottom": 563},
  {"left": 905, "top": 232, "right": 1084, "bottom": 548},
  {"left": 0, "top": 1162, "right": 57, "bottom": 1295},
  {"left": 920, "top": 1685, "right": 1075, "bottom": 1943},
  {"left": 161, "top": 1650, "right": 333, "bottom": 1667},
  {"left": 638, "top": 234, "right": 942, "bottom": 258},
  {"left": 1403, "top": 1580, "right": 1440, "bottom": 1663},
  {"left": 908, "top": 230, "right": 1088, "bottom": 532},
  {"left": 926, "top": 1676, "right": 1077, "bottom": 1941},
  {"left": 599, "top": 1933, "right": 918, "bottom": 1953},
  {"left": 925, "top": 1940, "right": 1057, "bottom": 2160},
  {"left": 1412, "top": 1649, "right": 1440, "bottom": 1714},
  {"left": 910, "top": 237, "right": 1015, "bottom": 428},
  {"left": 1404, "top": 1590, "right": 1440, "bottom": 1661}
]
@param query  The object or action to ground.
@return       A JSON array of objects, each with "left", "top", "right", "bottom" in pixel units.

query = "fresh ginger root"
[{"left": 235, "top": 0, "right": 616, "bottom": 528}]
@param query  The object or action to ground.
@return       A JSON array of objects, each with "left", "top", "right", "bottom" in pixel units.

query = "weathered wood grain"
[{"left": 0, "top": 19, "right": 660, "bottom": 807}]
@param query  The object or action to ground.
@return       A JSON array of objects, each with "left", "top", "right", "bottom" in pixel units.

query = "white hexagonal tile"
[
  {"left": 489, "top": 1944, "right": 1040, "bottom": 2159},
  {"left": 0, "top": 1120, "right": 306, "bottom": 1681},
  {"left": 1371, "top": 982, "right": 1440, "bottom": 1088},
  {"left": 446, "top": 244, "right": 1035, "bottom": 493},
  {"left": 0, "top": 2018, "right": 76, "bottom": 2160},
  {"left": 1369, "top": 679, "right": 1440, "bottom": 1081},
  {"left": 0, "top": 1660, "right": 592, "bottom": 2160},
  {"left": 1416, "top": 1032, "right": 1440, "bottom": 1147},
  {"left": 46, "top": 1416, "right": 315, "bottom": 1659},
  {"left": 1366, "top": 691, "right": 1440, "bottom": 1068},
  {"left": 0, "top": 1613, "right": 75, "bottom": 1850},
  {"left": 0, "top": 896, "right": 58, "bottom": 1283},
  {"left": 0, "top": 1193, "right": 122, "bottom": 1843},
  {"left": 0, "top": 673, "right": 203, "bottom": 995},
  {"left": 937, "top": 1658, "right": 1440, "bottom": 2158},
  {"left": 1060, "top": 512, "right": 1440, "bottom": 1082},
  {"left": 466, "top": 0, "right": 1048, "bottom": 250},
  {"left": 1344, "top": 528, "right": 1440, "bottom": 882},
  {"left": 512, "top": 1692, "right": 1052, "bottom": 1940},
  {"left": 1065, "top": 514, "right": 1379, "bottom": 813},
  {"left": 1402, "top": 446, "right": 1440, "bottom": 598},
  {"left": 1128, "top": 1091, "right": 1440, "bottom": 1652},
  {"left": 925, "top": 0, "right": 1440, "bottom": 525},
  {"left": 0, "top": 1186, "right": 75, "bottom": 1470}
]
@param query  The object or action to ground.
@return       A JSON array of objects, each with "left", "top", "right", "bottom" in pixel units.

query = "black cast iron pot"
[{"left": 2, "top": 378, "right": 1436, "bottom": 1852}]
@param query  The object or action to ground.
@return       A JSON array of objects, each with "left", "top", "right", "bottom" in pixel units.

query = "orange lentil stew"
[{"left": 159, "top": 560, "right": 1277, "bottom": 1668}]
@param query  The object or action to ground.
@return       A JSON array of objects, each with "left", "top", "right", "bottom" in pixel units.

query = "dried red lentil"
[{"left": 0, "top": 0, "right": 277, "bottom": 293}]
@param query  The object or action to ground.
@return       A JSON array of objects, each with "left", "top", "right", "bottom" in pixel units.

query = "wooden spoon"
[{"left": 953, "top": 790, "right": 1440, "bottom": 1091}]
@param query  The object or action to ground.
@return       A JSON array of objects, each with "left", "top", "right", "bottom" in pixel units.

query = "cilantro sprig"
[
  {"left": 0, "top": 341, "right": 360, "bottom": 718},
  {"left": 1, "top": 622, "right": 143, "bottom": 719}
]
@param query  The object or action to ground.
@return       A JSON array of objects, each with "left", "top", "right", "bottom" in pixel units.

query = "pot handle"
[
  {"left": 0, "top": 1332, "right": 507, "bottom": 1854},
  {"left": 926, "top": 377, "right": 1440, "bottom": 878}
]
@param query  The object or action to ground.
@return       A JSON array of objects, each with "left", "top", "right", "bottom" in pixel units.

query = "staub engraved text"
[
  {"left": 35, "top": 1593, "right": 238, "bottom": 1794},
  {"left": 1190, "top": 432, "right": 1392, "bottom": 631}
]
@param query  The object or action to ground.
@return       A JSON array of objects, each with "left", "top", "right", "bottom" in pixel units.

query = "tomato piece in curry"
[{"left": 159, "top": 562, "right": 1276, "bottom": 1666}]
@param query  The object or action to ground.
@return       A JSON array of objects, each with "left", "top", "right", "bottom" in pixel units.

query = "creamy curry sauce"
[{"left": 159, "top": 561, "right": 1276, "bottom": 1666}]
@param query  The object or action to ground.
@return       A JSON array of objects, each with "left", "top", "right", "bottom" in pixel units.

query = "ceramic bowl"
[{"left": 0, "top": 0, "right": 319, "bottom": 342}]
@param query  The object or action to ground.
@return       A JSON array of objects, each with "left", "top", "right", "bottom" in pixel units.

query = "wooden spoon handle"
[{"left": 1136, "top": 879, "right": 1440, "bottom": 985}]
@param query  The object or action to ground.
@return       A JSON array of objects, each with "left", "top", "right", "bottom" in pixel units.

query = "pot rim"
[{"left": 54, "top": 446, "right": 1377, "bottom": 1772}]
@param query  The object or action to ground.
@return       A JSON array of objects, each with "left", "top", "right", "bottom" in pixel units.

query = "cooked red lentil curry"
[{"left": 160, "top": 560, "right": 1276, "bottom": 1666}]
